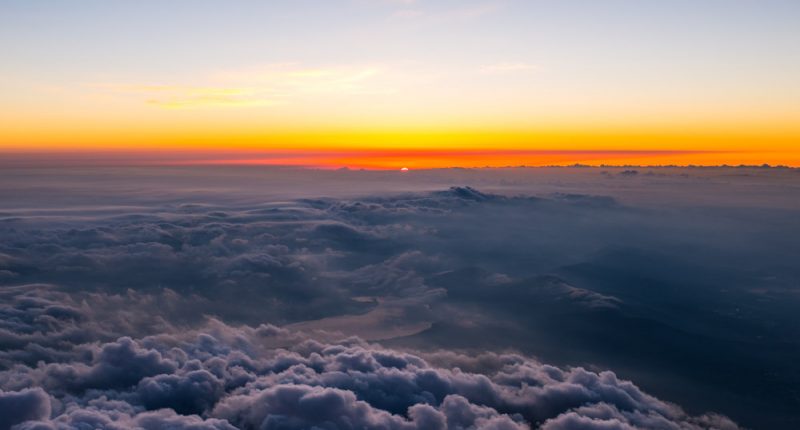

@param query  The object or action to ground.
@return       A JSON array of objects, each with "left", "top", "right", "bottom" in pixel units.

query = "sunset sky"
[
  {"left": 2, "top": 0, "right": 799, "bottom": 167},
  {"left": 3, "top": 3, "right": 800, "bottom": 428}
]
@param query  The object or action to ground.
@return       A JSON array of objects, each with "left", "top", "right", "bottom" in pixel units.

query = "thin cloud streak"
[
  {"left": 480, "top": 62, "right": 539, "bottom": 74},
  {"left": 90, "top": 64, "right": 388, "bottom": 109},
  {"left": 388, "top": 0, "right": 501, "bottom": 21}
]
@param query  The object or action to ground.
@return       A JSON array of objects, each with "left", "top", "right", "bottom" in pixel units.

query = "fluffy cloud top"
[
  {"left": 0, "top": 313, "right": 738, "bottom": 430},
  {"left": 1, "top": 172, "right": 798, "bottom": 429}
]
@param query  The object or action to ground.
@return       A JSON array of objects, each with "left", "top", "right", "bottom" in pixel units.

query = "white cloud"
[
  {"left": 91, "top": 63, "right": 388, "bottom": 109},
  {"left": 480, "top": 62, "right": 539, "bottom": 74}
]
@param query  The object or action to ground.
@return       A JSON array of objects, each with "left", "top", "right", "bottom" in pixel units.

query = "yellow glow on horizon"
[
  {"left": 2, "top": 2, "right": 798, "bottom": 169},
  {"left": 2, "top": 62, "right": 798, "bottom": 167},
  {"left": 2, "top": 126, "right": 798, "bottom": 151},
  {"left": 2, "top": 56, "right": 798, "bottom": 168},
  {"left": 2, "top": 145, "right": 799, "bottom": 169}
]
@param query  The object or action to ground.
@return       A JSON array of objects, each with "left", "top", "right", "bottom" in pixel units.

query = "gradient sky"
[{"left": 1, "top": 0, "right": 799, "bottom": 167}]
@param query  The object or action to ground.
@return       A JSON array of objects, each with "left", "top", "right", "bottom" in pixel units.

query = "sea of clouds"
[
  {"left": 1, "top": 166, "right": 799, "bottom": 429},
  {"left": 0, "top": 279, "right": 741, "bottom": 430}
]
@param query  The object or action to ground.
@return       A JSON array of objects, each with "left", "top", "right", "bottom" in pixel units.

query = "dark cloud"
[
  {"left": 38, "top": 336, "right": 178, "bottom": 392},
  {"left": 13, "top": 408, "right": 237, "bottom": 430},
  {"left": 0, "top": 388, "right": 50, "bottom": 430},
  {"left": 539, "top": 403, "right": 739, "bottom": 430}
]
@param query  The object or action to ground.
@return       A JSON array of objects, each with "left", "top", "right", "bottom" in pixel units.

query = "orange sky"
[
  {"left": 3, "top": 127, "right": 798, "bottom": 168},
  {"left": 1, "top": 1, "right": 799, "bottom": 168},
  {"left": 3, "top": 146, "right": 798, "bottom": 170}
]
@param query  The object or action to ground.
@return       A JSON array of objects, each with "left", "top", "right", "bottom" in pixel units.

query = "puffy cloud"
[
  {"left": 540, "top": 403, "right": 740, "bottom": 430},
  {"left": 0, "top": 314, "right": 738, "bottom": 429},
  {"left": 214, "top": 384, "right": 424, "bottom": 429},
  {"left": 2, "top": 178, "right": 797, "bottom": 428},
  {"left": 0, "top": 388, "right": 51, "bottom": 430},
  {"left": 138, "top": 370, "right": 224, "bottom": 415},
  {"left": 0, "top": 285, "right": 191, "bottom": 368},
  {"left": 13, "top": 407, "right": 236, "bottom": 430}
]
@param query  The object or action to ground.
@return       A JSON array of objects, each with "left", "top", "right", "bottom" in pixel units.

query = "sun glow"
[{"left": 1, "top": 1, "right": 798, "bottom": 167}]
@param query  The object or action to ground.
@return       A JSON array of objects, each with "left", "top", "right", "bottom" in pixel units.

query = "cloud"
[
  {"left": 138, "top": 370, "right": 225, "bottom": 415},
  {"left": 391, "top": 9, "right": 425, "bottom": 19},
  {"left": 396, "top": 1, "right": 501, "bottom": 22},
  {"left": 452, "top": 2, "right": 502, "bottom": 20},
  {"left": 12, "top": 407, "right": 237, "bottom": 430},
  {"left": 0, "top": 388, "right": 51, "bottom": 430},
  {"left": 93, "top": 63, "right": 387, "bottom": 109},
  {"left": 216, "top": 63, "right": 385, "bottom": 94},
  {"left": 0, "top": 316, "right": 739, "bottom": 430},
  {"left": 480, "top": 63, "right": 538, "bottom": 74},
  {"left": 37, "top": 336, "right": 178, "bottom": 392},
  {"left": 93, "top": 84, "right": 279, "bottom": 109},
  {"left": 0, "top": 178, "right": 750, "bottom": 427},
  {"left": 147, "top": 89, "right": 278, "bottom": 109},
  {"left": 540, "top": 403, "right": 739, "bottom": 430},
  {"left": 2, "top": 172, "right": 799, "bottom": 428}
]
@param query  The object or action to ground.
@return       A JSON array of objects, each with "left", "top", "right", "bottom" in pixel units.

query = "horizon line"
[{"left": 4, "top": 148, "right": 799, "bottom": 169}]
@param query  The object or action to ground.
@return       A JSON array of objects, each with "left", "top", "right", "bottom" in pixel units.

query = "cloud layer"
[
  {"left": 0, "top": 307, "right": 739, "bottom": 430},
  {"left": 1, "top": 167, "right": 799, "bottom": 428}
]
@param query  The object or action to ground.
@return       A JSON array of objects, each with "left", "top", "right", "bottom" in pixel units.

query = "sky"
[
  {"left": 1, "top": 0, "right": 799, "bottom": 167},
  {"left": 2, "top": 4, "right": 799, "bottom": 427}
]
